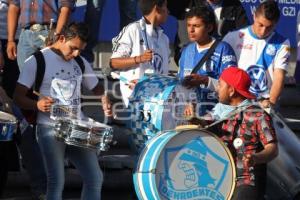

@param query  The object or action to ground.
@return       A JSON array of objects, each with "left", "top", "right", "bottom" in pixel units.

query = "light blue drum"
[
  {"left": 0, "top": 111, "right": 17, "bottom": 141},
  {"left": 128, "top": 75, "right": 199, "bottom": 152},
  {"left": 133, "top": 127, "right": 236, "bottom": 200}
]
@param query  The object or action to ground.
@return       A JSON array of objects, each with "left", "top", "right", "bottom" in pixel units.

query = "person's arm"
[
  {"left": 244, "top": 142, "right": 278, "bottom": 166},
  {"left": 7, "top": 2, "right": 20, "bottom": 60},
  {"left": 269, "top": 68, "right": 286, "bottom": 105},
  {"left": 13, "top": 83, "right": 54, "bottom": 112},
  {"left": 110, "top": 50, "right": 153, "bottom": 70},
  {"left": 55, "top": 6, "right": 72, "bottom": 34},
  {"left": 91, "top": 83, "right": 112, "bottom": 117},
  {"left": 244, "top": 112, "right": 278, "bottom": 166}
]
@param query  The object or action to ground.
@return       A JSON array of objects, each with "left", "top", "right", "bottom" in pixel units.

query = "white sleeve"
[
  {"left": 207, "top": 77, "right": 218, "bottom": 91},
  {"left": 274, "top": 39, "right": 290, "bottom": 72},
  {"left": 111, "top": 25, "right": 134, "bottom": 58},
  {"left": 81, "top": 58, "right": 98, "bottom": 90},
  {"left": 17, "top": 55, "right": 37, "bottom": 89}
]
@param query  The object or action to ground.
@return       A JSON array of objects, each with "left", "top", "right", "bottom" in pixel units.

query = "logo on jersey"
[
  {"left": 237, "top": 44, "right": 253, "bottom": 50},
  {"left": 158, "top": 138, "right": 229, "bottom": 200},
  {"left": 266, "top": 44, "right": 276, "bottom": 56},
  {"left": 153, "top": 53, "right": 163, "bottom": 74},
  {"left": 246, "top": 65, "right": 268, "bottom": 95}
]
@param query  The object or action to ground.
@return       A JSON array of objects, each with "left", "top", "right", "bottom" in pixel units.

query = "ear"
[
  {"left": 57, "top": 34, "right": 65, "bottom": 43},
  {"left": 207, "top": 23, "right": 214, "bottom": 33},
  {"left": 228, "top": 86, "right": 235, "bottom": 97}
]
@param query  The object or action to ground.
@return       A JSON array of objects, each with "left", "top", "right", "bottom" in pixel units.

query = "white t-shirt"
[
  {"left": 18, "top": 47, "right": 98, "bottom": 125},
  {"left": 111, "top": 18, "right": 170, "bottom": 106},
  {"left": 223, "top": 26, "right": 290, "bottom": 98}
]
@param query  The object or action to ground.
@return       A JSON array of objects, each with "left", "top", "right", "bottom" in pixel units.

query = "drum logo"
[
  {"left": 246, "top": 65, "right": 268, "bottom": 95},
  {"left": 158, "top": 138, "right": 229, "bottom": 200}
]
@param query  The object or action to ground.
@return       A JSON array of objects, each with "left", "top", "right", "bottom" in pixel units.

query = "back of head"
[
  {"left": 255, "top": 0, "right": 280, "bottom": 23},
  {"left": 60, "top": 22, "right": 89, "bottom": 43},
  {"left": 138, "top": 0, "right": 166, "bottom": 15},
  {"left": 185, "top": 5, "right": 217, "bottom": 35}
]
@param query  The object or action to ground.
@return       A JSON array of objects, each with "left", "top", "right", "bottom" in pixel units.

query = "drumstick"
[{"left": 33, "top": 90, "right": 76, "bottom": 118}]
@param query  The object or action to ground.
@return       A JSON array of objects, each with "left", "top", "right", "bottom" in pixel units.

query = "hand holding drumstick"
[{"left": 33, "top": 91, "right": 55, "bottom": 113}]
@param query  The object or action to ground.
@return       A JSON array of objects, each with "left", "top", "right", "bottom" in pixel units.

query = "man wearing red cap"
[{"left": 195, "top": 67, "right": 278, "bottom": 199}]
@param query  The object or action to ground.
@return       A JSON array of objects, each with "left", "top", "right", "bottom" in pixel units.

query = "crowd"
[{"left": 0, "top": 0, "right": 293, "bottom": 199}]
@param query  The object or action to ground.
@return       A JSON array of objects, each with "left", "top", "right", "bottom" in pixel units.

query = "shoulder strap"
[
  {"left": 74, "top": 56, "right": 85, "bottom": 74},
  {"left": 33, "top": 51, "right": 46, "bottom": 92},
  {"left": 191, "top": 39, "right": 220, "bottom": 74}
]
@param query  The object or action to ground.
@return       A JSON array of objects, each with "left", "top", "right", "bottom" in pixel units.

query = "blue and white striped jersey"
[{"left": 223, "top": 26, "right": 290, "bottom": 98}]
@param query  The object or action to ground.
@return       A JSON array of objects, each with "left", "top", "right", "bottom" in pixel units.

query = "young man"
[
  {"left": 205, "top": 67, "right": 278, "bottom": 199},
  {"left": 178, "top": 6, "right": 237, "bottom": 115},
  {"left": 110, "top": 0, "right": 170, "bottom": 107},
  {"left": 168, "top": 0, "right": 249, "bottom": 64},
  {"left": 223, "top": 0, "right": 290, "bottom": 108},
  {"left": 14, "top": 23, "right": 111, "bottom": 200}
]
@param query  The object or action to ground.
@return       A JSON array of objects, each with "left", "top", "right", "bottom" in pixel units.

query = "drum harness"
[{"left": 21, "top": 50, "right": 85, "bottom": 127}]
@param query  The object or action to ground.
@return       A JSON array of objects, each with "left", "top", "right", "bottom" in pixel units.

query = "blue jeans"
[
  {"left": 12, "top": 105, "right": 47, "bottom": 198},
  {"left": 17, "top": 29, "right": 48, "bottom": 70},
  {"left": 36, "top": 124, "right": 103, "bottom": 200},
  {"left": 118, "top": 0, "right": 137, "bottom": 29},
  {"left": 81, "top": 0, "right": 105, "bottom": 63},
  {"left": 81, "top": 0, "right": 137, "bottom": 63},
  {"left": 19, "top": 126, "right": 47, "bottom": 198}
]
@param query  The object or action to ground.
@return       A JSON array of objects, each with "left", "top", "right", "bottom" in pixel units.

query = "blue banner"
[{"left": 241, "top": 0, "right": 299, "bottom": 47}]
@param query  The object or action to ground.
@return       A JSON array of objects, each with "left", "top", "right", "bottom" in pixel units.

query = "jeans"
[
  {"left": 81, "top": 0, "right": 137, "bottom": 63},
  {"left": 81, "top": 0, "right": 105, "bottom": 63},
  {"left": 17, "top": 29, "right": 48, "bottom": 70},
  {"left": 11, "top": 105, "right": 47, "bottom": 198},
  {"left": 118, "top": 0, "right": 137, "bottom": 29},
  {"left": 19, "top": 125, "right": 47, "bottom": 198},
  {"left": 36, "top": 124, "right": 103, "bottom": 200}
]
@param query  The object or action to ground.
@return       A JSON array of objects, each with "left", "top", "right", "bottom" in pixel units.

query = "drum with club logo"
[
  {"left": 128, "top": 75, "right": 200, "bottom": 152},
  {"left": 133, "top": 126, "right": 236, "bottom": 200}
]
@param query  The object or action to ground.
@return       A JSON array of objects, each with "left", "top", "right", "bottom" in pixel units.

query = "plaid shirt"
[
  {"left": 8, "top": 0, "right": 75, "bottom": 28},
  {"left": 214, "top": 105, "right": 277, "bottom": 187}
]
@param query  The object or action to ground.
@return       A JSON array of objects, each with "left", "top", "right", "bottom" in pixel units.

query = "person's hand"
[
  {"left": 6, "top": 41, "right": 17, "bottom": 60},
  {"left": 243, "top": 153, "right": 257, "bottom": 167},
  {"left": 184, "top": 103, "right": 194, "bottom": 118},
  {"left": 259, "top": 99, "right": 274, "bottom": 109},
  {"left": 101, "top": 94, "right": 113, "bottom": 117},
  {"left": 127, "top": 79, "right": 138, "bottom": 90},
  {"left": 182, "top": 74, "right": 208, "bottom": 89},
  {"left": 139, "top": 50, "right": 153, "bottom": 63},
  {"left": 37, "top": 96, "right": 55, "bottom": 112}
]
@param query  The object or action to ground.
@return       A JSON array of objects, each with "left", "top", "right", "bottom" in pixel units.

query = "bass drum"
[
  {"left": 134, "top": 127, "right": 236, "bottom": 200},
  {"left": 266, "top": 113, "right": 300, "bottom": 199},
  {"left": 128, "top": 75, "right": 199, "bottom": 152}
]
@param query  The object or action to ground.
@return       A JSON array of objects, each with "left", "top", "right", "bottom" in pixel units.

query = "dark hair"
[
  {"left": 60, "top": 22, "right": 89, "bottom": 43},
  {"left": 138, "top": 0, "right": 166, "bottom": 15},
  {"left": 255, "top": 0, "right": 280, "bottom": 22},
  {"left": 185, "top": 5, "right": 217, "bottom": 35}
]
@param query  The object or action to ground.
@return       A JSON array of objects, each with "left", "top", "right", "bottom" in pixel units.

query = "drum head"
[
  {"left": 0, "top": 111, "right": 17, "bottom": 123},
  {"left": 134, "top": 128, "right": 236, "bottom": 200}
]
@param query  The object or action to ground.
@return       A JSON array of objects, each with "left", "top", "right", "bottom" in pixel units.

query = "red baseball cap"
[{"left": 220, "top": 67, "right": 256, "bottom": 99}]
